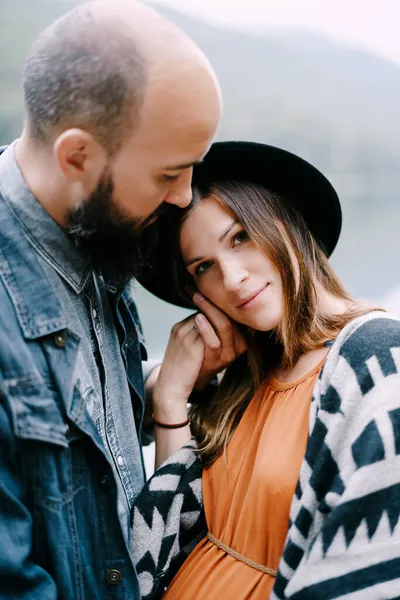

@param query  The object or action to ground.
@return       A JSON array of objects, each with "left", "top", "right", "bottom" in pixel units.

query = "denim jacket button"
[
  {"left": 54, "top": 330, "right": 68, "bottom": 348},
  {"left": 107, "top": 569, "right": 122, "bottom": 585}
]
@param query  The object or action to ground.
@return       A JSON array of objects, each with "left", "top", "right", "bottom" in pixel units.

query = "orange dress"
[{"left": 163, "top": 358, "right": 325, "bottom": 600}]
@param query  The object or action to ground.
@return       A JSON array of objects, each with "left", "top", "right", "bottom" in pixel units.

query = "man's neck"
[{"left": 15, "top": 133, "right": 69, "bottom": 228}]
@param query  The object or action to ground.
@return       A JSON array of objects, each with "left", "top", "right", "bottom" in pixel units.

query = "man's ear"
[{"left": 53, "top": 128, "right": 107, "bottom": 189}]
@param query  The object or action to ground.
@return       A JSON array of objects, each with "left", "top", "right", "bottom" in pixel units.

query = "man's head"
[{"left": 19, "top": 0, "right": 221, "bottom": 280}]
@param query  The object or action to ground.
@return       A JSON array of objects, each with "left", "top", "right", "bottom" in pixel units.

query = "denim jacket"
[{"left": 0, "top": 145, "right": 150, "bottom": 599}]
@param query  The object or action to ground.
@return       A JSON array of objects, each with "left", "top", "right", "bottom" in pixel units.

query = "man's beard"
[{"left": 66, "top": 171, "right": 162, "bottom": 288}]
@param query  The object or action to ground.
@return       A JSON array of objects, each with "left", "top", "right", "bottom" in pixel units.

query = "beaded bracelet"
[{"left": 151, "top": 413, "right": 190, "bottom": 429}]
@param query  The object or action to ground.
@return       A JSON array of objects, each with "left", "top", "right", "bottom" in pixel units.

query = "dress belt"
[{"left": 207, "top": 532, "right": 278, "bottom": 577}]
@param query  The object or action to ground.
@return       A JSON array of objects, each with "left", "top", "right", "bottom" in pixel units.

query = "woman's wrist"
[
  {"left": 152, "top": 395, "right": 189, "bottom": 424},
  {"left": 153, "top": 382, "right": 190, "bottom": 414},
  {"left": 152, "top": 413, "right": 190, "bottom": 429}
]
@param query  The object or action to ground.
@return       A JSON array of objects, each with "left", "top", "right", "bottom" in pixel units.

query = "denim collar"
[{"left": 0, "top": 142, "right": 91, "bottom": 294}]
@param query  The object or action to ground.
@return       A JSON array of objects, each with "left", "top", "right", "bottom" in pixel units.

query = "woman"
[{"left": 133, "top": 142, "right": 400, "bottom": 599}]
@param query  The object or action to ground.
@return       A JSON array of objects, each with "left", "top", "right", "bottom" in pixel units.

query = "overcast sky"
[{"left": 151, "top": 0, "right": 400, "bottom": 68}]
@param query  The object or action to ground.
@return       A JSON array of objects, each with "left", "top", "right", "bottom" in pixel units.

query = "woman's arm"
[
  {"left": 151, "top": 296, "right": 246, "bottom": 468},
  {"left": 132, "top": 440, "right": 205, "bottom": 599},
  {"left": 151, "top": 315, "right": 204, "bottom": 468}
]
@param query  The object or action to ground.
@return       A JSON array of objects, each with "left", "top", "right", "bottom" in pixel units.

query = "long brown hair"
[{"left": 172, "top": 181, "right": 373, "bottom": 466}]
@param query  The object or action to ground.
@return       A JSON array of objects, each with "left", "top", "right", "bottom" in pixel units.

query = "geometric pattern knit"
[
  {"left": 131, "top": 441, "right": 206, "bottom": 599},
  {"left": 131, "top": 311, "right": 400, "bottom": 599},
  {"left": 272, "top": 311, "right": 400, "bottom": 599}
]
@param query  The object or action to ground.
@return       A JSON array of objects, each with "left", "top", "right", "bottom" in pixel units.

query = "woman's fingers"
[
  {"left": 171, "top": 313, "right": 200, "bottom": 340},
  {"left": 195, "top": 313, "right": 221, "bottom": 350},
  {"left": 234, "top": 331, "right": 247, "bottom": 356},
  {"left": 193, "top": 293, "right": 235, "bottom": 349},
  {"left": 193, "top": 293, "right": 247, "bottom": 357},
  {"left": 164, "top": 295, "right": 247, "bottom": 396}
]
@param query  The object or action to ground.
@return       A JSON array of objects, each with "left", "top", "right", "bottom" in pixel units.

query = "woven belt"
[{"left": 207, "top": 532, "right": 277, "bottom": 577}]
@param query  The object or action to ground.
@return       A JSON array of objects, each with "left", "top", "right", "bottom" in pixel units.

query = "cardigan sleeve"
[
  {"left": 131, "top": 440, "right": 206, "bottom": 599},
  {"left": 276, "top": 314, "right": 400, "bottom": 599}
]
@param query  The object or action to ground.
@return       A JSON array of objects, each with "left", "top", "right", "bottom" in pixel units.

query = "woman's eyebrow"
[
  {"left": 218, "top": 220, "right": 239, "bottom": 243},
  {"left": 184, "top": 255, "right": 204, "bottom": 268}
]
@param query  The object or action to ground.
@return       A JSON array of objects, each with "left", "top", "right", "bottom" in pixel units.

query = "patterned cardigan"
[{"left": 131, "top": 312, "right": 400, "bottom": 599}]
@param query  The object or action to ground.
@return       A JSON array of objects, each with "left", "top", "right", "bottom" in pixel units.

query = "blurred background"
[{"left": 2, "top": 0, "right": 400, "bottom": 362}]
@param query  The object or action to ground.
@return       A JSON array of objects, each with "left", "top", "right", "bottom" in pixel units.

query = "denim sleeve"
[{"left": 0, "top": 401, "right": 58, "bottom": 599}]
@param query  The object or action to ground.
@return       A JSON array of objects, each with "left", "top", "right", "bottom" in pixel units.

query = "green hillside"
[{"left": 1, "top": 0, "right": 399, "bottom": 356}]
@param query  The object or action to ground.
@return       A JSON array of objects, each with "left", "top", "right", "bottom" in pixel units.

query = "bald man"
[{"left": 0, "top": 1, "right": 226, "bottom": 598}]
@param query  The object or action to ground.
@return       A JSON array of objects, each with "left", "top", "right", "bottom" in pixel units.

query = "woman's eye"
[
  {"left": 195, "top": 261, "right": 212, "bottom": 275},
  {"left": 233, "top": 230, "right": 249, "bottom": 245}
]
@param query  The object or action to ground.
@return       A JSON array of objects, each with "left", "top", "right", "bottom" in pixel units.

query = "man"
[{"left": 0, "top": 1, "right": 242, "bottom": 598}]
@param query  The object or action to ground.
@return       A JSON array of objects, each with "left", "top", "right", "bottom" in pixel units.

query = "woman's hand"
[
  {"left": 191, "top": 293, "right": 247, "bottom": 391},
  {"left": 154, "top": 294, "right": 247, "bottom": 416},
  {"left": 153, "top": 314, "right": 206, "bottom": 419},
  {"left": 152, "top": 315, "right": 205, "bottom": 468},
  {"left": 152, "top": 298, "right": 247, "bottom": 468}
]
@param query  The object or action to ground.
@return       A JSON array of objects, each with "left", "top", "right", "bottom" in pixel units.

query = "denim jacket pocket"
[
  {"left": 6, "top": 376, "right": 88, "bottom": 510},
  {"left": 6, "top": 376, "right": 69, "bottom": 446}
]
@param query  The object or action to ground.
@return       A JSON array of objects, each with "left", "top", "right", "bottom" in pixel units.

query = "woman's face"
[{"left": 180, "top": 196, "right": 284, "bottom": 332}]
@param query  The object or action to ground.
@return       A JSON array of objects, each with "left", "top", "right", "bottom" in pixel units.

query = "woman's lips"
[{"left": 237, "top": 284, "right": 269, "bottom": 309}]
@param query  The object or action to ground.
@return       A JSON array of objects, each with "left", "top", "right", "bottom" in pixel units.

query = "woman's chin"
[{"left": 237, "top": 314, "right": 281, "bottom": 332}]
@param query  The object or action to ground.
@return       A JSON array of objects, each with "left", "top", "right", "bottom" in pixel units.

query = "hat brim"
[{"left": 137, "top": 141, "right": 342, "bottom": 309}]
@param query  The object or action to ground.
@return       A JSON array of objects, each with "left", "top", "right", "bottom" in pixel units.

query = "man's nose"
[{"left": 164, "top": 169, "right": 193, "bottom": 208}]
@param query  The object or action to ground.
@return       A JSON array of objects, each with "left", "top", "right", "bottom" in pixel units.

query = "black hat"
[{"left": 137, "top": 141, "right": 342, "bottom": 309}]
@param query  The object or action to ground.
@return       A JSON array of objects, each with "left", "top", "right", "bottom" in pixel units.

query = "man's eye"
[
  {"left": 195, "top": 261, "right": 212, "bottom": 275},
  {"left": 233, "top": 230, "right": 249, "bottom": 245},
  {"left": 162, "top": 173, "right": 179, "bottom": 182}
]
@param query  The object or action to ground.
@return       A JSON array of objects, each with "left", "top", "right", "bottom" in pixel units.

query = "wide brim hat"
[{"left": 137, "top": 141, "right": 342, "bottom": 309}]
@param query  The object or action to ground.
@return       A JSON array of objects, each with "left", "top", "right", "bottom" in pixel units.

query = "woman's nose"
[{"left": 221, "top": 258, "right": 248, "bottom": 291}]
